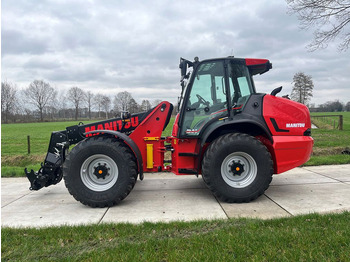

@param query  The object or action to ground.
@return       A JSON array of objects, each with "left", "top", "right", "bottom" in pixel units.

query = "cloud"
[
  {"left": 1, "top": 29, "right": 49, "bottom": 55},
  {"left": 2, "top": 0, "right": 349, "bottom": 106}
]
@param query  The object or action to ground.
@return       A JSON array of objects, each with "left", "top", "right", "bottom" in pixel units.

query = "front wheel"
[
  {"left": 63, "top": 136, "right": 137, "bottom": 207},
  {"left": 202, "top": 133, "right": 273, "bottom": 203}
]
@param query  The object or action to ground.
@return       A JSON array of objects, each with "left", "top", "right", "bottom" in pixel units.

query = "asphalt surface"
[{"left": 2, "top": 164, "right": 350, "bottom": 228}]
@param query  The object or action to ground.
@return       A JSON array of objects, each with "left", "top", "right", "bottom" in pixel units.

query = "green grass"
[
  {"left": 311, "top": 113, "right": 350, "bottom": 149},
  {"left": 307, "top": 112, "right": 350, "bottom": 166},
  {"left": 162, "top": 115, "right": 175, "bottom": 137},
  {"left": 1, "top": 164, "right": 41, "bottom": 177},
  {"left": 1, "top": 121, "right": 96, "bottom": 177},
  {"left": 1, "top": 121, "right": 92, "bottom": 155},
  {"left": 311, "top": 111, "right": 350, "bottom": 129},
  {"left": 305, "top": 154, "right": 350, "bottom": 166},
  {"left": 2, "top": 212, "right": 350, "bottom": 261}
]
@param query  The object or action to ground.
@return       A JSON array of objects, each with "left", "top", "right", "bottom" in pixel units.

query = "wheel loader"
[{"left": 25, "top": 56, "right": 314, "bottom": 207}]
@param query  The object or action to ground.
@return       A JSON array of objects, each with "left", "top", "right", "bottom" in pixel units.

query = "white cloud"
[{"left": 2, "top": 0, "right": 350, "bottom": 106}]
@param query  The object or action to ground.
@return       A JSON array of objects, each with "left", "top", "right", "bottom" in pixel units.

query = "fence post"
[
  {"left": 339, "top": 115, "right": 343, "bottom": 130},
  {"left": 27, "top": 135, "right": 30, "bottom": 154}
]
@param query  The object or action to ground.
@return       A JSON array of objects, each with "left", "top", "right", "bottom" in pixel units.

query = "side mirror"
[{"left": 271, "top": 86, "right": 282, "bottom": 96}]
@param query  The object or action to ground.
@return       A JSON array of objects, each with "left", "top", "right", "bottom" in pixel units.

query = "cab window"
[{"left": 229, "top": 62, "right": 255, "bottom": 109}]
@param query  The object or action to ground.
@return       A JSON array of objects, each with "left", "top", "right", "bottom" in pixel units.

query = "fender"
[
  {"left": 195, "top": 93, "right": 272, "bottom": 146},
  {"left": 200, "top": 118, "right": 273, "bottom": 148},
  {"left": 84, "top": 129, "right": 144, "bottom": 180}
]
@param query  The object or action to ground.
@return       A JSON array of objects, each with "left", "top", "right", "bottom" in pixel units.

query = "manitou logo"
[
  {"left": 84, "top": 116, "right": 139, "bottom": 137},
  {"left": 286, "top": 123, "right": 305, "bottom": 128}
]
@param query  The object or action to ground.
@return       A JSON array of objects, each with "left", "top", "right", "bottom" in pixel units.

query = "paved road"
[{"left": 2, "top": 164, "right": 350, "bottom": 228}]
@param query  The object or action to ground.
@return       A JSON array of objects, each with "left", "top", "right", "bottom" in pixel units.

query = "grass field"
[
  {"left": 1, "top": 121, "right": 94, "bottom": 155},
  {"left": 306, "top": 112, "right": 350, "bottom": 165},
  {"left": 1, "top": 113, "right": 350, "bottom": 177},
  {"left": 1, "top": 121, "right": 94, "bottom": 177},
  {"left": 2, "top": 212, "right": 350, "bottom": 261}
]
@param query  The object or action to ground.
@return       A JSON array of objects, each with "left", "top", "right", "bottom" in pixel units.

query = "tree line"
[
  {"left": 311, "top": 100, "right": 350, "bottom": 113},
  {"left": 2, "top": 74, "right": 350, "bottom": 124},
  {"left": 1, "top": 80, "right": 163, "bottom": 124}
]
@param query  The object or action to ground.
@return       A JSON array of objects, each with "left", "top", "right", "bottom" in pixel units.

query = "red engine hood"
[{"left": 263, "top": 94, "right": 311, "bottom": 136}]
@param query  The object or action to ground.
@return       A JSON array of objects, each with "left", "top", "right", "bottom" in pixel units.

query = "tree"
[
  {"left": 25, "top": 80, "right": 57, "bottom": 122},
  {"left": 328, "top": 100, "right": 344, "bottom": 111},
  {"left": 141, "top": 99, "right": 152, "bottom": 111},
  {"left": 114, "top": 91, "right": 133, "bottom": 113},
  {"left": 95, "top": 93, "right": 104, "bottom": 118},
  {"left": 67, "top": 87, "right": 86, "bottom": 120},
  {"left": 287, "top": 0, "right": 350, "bottom": 51},
  {"left": 1, "top": 81, "right": 18, "bottom": 123},
  {"left": 57, "top": 91, "right": 67, "bottom": 119},
  {"left": 152, "top": 99, "right": 162, "bottom": 107},
  {"left": 291, "top": 72, "right": 314, "bottom": 105},
  {"left": 86, "top": 91, "right": 94, "bottom": 120},
  {"left": 319, "top": 100, "right": 344, "bottom": 112},
  {"left": 101, "top": 95, "right": 111, "bottom": 119},
  {"left": 129, "top": 98, "right": 140, "bottom": 114},
  {"left": 345, "top": 101, "right": 350, "bottom": 111}
]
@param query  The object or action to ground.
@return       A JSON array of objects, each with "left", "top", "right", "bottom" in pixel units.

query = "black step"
[
  {"left": 178, "top": 153, "right": 199, "bottom": 157},
  {"left": 178, "top": 168, "right": 198, "bottom": 174}
]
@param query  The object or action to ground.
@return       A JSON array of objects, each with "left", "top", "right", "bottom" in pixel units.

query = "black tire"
[
  {"left": 202, "top": 133, "right": 273, "bottom": 203},
  {"left": 63, "top": 136, "right": 137, "bottom": 207}
]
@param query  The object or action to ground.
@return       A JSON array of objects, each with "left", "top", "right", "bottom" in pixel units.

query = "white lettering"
[{"left": 286, "top": 123, "right": 305, "bottom": 128}]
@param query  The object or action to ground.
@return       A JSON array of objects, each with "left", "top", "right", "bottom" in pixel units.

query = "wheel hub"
[
  {"left": 93, "top": 163, "right": 110, "bottom": 179},
  {"left": 229, "top": 161, "right": 245, "bottom": 176}
]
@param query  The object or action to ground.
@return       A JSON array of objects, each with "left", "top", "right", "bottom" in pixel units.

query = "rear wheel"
[
  {"left": 63, "top": 136, "right": 137, "bottom": 207},
  {"left": 202, "top": 133, "right": 273, "bottom": 203}
]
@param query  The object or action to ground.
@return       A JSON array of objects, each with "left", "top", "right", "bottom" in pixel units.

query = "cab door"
[{"left": 179, "top": 60, "right": 229, "bottom": 137}]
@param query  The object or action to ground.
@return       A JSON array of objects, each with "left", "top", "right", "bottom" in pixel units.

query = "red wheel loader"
[{"left": 25, "top": 56, "right": 313, "bottom": 207}]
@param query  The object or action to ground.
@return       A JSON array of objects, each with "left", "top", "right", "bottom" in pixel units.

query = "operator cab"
[{"left": 177, "top": 57, "right": 272, "bottom": 137}]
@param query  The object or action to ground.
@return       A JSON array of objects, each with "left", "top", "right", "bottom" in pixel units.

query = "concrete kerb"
[{"left": 1, "top": 164, "right": 350, "bottom": 228}]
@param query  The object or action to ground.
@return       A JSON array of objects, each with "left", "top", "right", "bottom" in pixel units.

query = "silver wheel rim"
[
  {"left": 220, "top": 152, "right": 257, "bottom": 188},
  {"left": 80, "top": 154, "right": 118, "bottom": 192}
]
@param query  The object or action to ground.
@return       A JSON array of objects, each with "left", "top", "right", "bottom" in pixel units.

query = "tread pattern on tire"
[
  {"left": 63, "top": 136, "right": 137, "bottom": 208},
  {"left": 202, "top": 133, "right": 273, "bottom": 203}
]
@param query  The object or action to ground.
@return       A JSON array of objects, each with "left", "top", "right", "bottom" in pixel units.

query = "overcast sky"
[{"left": 2, "top": 0, "right": 350, "bottom": 106}]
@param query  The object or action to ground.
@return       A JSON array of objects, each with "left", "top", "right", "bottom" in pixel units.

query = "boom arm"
[
  {"left": 25, "top": 103, "right": 173, "bottom": 191},
  {"left": 25, "top": 109, "right": 153, "bottom": 190}
]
